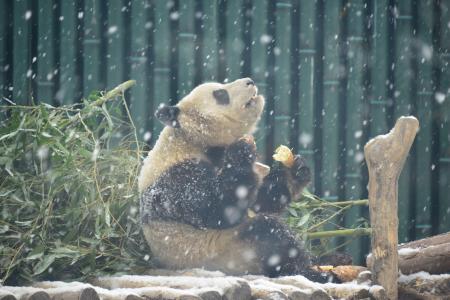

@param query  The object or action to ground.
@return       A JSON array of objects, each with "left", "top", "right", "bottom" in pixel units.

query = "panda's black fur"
[{"left": 138, "top": 78, "right": 328, "bottom": 282}]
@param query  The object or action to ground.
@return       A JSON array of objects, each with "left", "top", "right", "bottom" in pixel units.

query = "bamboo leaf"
[{"left": 33, "top": 255, "right": 56, "bottom": 275}]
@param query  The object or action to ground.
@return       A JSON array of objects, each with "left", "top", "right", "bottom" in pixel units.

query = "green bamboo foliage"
[{"left": 0, "top": 81, "right": 151, "bottom": 285}]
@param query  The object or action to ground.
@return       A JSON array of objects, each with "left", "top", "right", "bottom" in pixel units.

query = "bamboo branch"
[
  {"left": 302, "top": 199, "right": 368, "bottom": 208},
  {"left": 91, "top": 80, "right": 136, "bottom": 107},
  {"left": 306, "top": 228, "right": 372, "bottom": 239}
]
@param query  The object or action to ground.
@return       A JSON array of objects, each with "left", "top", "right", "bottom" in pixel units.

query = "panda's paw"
[
  {"left": 225, "top": 135, "right": 257, "bottom": 166},
  {"left": 290, "top": 155, "right": 312, "bottom": 186}
]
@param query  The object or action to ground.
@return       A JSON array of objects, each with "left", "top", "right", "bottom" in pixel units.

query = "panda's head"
[{"left": 155, "top": 78, "right": 265, "bottom": 147}]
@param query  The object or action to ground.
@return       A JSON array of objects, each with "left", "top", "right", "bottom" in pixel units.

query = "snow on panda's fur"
[{"left": 138, "top": 78, "right": 327, "bottom": 282}]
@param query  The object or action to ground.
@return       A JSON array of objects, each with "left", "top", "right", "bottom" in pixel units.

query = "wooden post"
[{"left": 364, "top": 116, "right": 419, "bottom": 300}]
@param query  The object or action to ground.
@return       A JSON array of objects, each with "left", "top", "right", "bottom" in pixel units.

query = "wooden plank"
[
  {"left": 319, "top": 0, "right": 341, "bottom": 254},
  {"left": 82, "top": 0, "right": 103, "bottom": 96},
  {"left": 320, "top": 0, "right": 340, "bottom": 203},
  {"left": 58, "top": 1, "right": 77, "bottom": 105},
  {"left": 273, "top": 1, "right": 291, "bottom": 147},
  {"left": 370, "top": 0, "right": 389, "bottom": 135},
  {"left": 414, "top": 0, "right": 433, "bottom": 240},
  {"left": 392, "top": 0, "right": 414, "bottom": 243},
  {"left": 36, "top": 0, "right": 56, "bottom": 104},
  {"left": 1, "top": 0, "right": 13, "bottom": 105},
  {"left": 201, "top": 0, "right": 218, "bottom": 81},
  {"left": 297, "top": 0, "right": 316, "bottom": 187},
  {"left": 438, "top": 0, "right": 450, "bottom": 233},
  {"left": 225, "top": 0, "right": 243, "bottom": 81},
  {"left": 0, "top": 0, "right": 5, "bottom": 101},
  {"left": 251, "top": 0, "right": 268, "bottom": 160},
  {"left": 312, "top": 0, "right": 325, "bottom": 195},
  {"left": 152, "top": 0, "right": 171, "bottom": 136},
  {"left": 129, "top": 0, "right": 151, "bottom": 138},
  {"left": 106, "top": 0, "right": 126, "bottom": 89},
  {"left": 177, "top": 0, "right": 195, "bottom": 98},
  {"left": 12, "top": 0, "right": 33, "bottom": 104},
  {"left": 344, "top": 0, "right": 365, "bottom": 264}
]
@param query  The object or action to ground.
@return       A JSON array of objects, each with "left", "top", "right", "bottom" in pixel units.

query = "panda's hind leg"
[{"left": 239, "top": 215, "right": 329, "bottom": 282}]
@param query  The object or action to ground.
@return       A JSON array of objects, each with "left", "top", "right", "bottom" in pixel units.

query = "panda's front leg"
[
  {"left": 252, "top": 154, "right": 311, "bottom": 214},
  {"left": 207, "top": 136, "right": 259, "bottom": 228}
]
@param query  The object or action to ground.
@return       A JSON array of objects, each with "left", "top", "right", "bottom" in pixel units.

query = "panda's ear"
[{"left": 155, "top": 104, "right": 180, "bottom": 128}]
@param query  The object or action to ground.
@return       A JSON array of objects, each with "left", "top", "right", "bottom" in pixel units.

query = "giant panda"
[{"left": 138, "top": 78, "right": 328, "bottom": 282}]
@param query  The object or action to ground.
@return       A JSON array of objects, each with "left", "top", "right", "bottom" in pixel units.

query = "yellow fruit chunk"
[{"left": 272, "top": 145, "right": 294, "bottom": 168}]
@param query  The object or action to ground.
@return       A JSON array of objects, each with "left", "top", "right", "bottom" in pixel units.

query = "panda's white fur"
[
  {"left": 137, "top": 78, "right": 325, "bottom": 280},
  {"left": 138, "top": 78, "right": 264, "bottom": 193}
]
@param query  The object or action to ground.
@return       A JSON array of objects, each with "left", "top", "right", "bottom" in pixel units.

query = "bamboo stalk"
[
  {"left": 306, "top": 228, "right": 372, "bottom": 239},
  {"left": 302, "top": 199, "right": 368, "bottom": 208},
  {"left": 91, "top": 80, "right": 136, "bottom": 107}
]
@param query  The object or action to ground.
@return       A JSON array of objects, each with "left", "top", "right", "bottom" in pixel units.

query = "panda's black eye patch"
[{"left": 213, "top": 89, "right": 230, "bottom": 105}]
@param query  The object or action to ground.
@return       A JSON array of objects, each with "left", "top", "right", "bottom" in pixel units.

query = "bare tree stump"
[{"left": 364, "top": 116, "right": 419, "bottom": 300}]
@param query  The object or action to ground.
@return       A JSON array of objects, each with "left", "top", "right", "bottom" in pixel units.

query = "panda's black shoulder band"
[{"left": 155, "top": 104, "right": 180, "bottom": 128}]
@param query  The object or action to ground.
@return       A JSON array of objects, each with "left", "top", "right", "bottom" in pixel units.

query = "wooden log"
[
  {"left": 92, "top": 276, "right": 251, "bottom": 300},
  {"left": 268, "top": 277, "right": 331, "bottom": 300},
  {"left": 399, "top": 232, "right": 450, "bottom": 249},
  {"left": 364, "top": 116, "right": 419, "bottom": 299},
  {"left": 329, "top": 265, "right": 367, "bottom": 283},
  {"left": 399, "top": 242, "right": 450, "bottom": 275},
  {"left": 0, "top": 290, "right": 17, "bottom": 300},
  {"left": 31, "top": 283, "right": 99, "bottom": 300},
  {"left": 398, "top": 272, "right": 450, "bottom": 298},
  {"left": 33, "top": 281, "right": 143, "bottom": 300},
  {"left": 45, "top": 287, "right": 99, "bottom": 300},
  {"left": 320, "top": 283, "right": 371, "bottom": 299},
  {"left": 1, "top": 287, "right": 50, "bottom": 300},
  {"left": 367, "top": 233, "right": 450, "bottom": 275},
  {"left": 249, "top": 278, "right": 317, "bottom": 300},
  {"left": 126, "top": 287, "right": 201, "bottom": 300},
  {"left": 248, "top": 284, "right": 288, "bottom": 300},
  {"left": 369, "top": 286, "right": 388, "bottom": 300}
]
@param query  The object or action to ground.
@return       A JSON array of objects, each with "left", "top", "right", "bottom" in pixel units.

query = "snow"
[
  {"left": 398, "top": 271, "right": 450, "bottom": 283},
  {"left": 398, "top": 247, "right": 420, "bottom": 256},
  {"left": 435, "top": 92, "right": 446, "bottom": 104},
  {"left": 25, "top": 11, "right": 32, "bottom": 20},
  {"left": 95, "top": 274, "right": 247, "bottom": 295}
]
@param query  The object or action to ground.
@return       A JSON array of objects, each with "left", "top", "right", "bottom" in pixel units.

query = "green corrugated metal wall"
[{"left": 1, "top": 0, "right": 449, "bottom": 263}]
